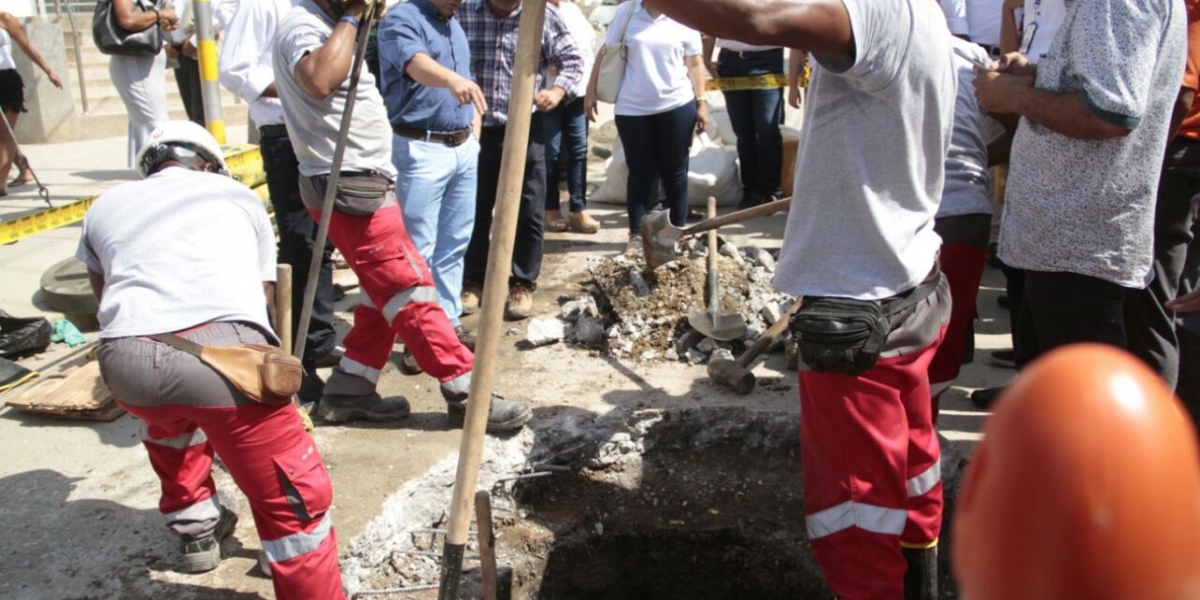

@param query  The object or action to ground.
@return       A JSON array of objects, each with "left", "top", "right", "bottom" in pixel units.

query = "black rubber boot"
[{"left": 902, "top": 546, "right": 938, "bottom": 600}]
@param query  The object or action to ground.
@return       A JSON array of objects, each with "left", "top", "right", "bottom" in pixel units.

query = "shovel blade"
[
  {"left": 687, "top": 309, "right": 748, "bottom": 342},
  {"left": 640, "top": 210, "right": 683, "bottom": 270}
]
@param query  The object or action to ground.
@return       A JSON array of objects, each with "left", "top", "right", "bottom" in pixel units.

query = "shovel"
[
  {"left": 641, "top": 196, "right": 791, "bottom": 271},
  {"left": 687, "top": 197, "right": 747, "bottom": 341}
]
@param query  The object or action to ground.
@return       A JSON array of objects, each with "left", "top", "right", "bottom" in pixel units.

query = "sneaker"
[
  {"left": 970, "top": 386, "right": 1006, "bottom": 410},
  {"left": 505, "top": 285, "right": 534, "bottom": 321},
  {"left": 461, "top": 283, "right": 482, "bottom": 316},
  {"left": 455, "top": 325, "right": 477, "bottom": 351},
  {"left": 989, "top": 349, "right": 1016, "bottom": 369},
  {"left": 180, "top": 507, "right": 239, "bottom": 573},
  {"left": 318, "top": 392, "right": 411, "bottom": 423},
  {"left": 569, "top": 210, "right": 601, "bottom": 234},
  {"left": 398, "top": 347, "right": 423, "bottom": 375},
  {"left": 626, "top": 233, "right": 642, "bottom": 255},
  {"left": 738, "top": 191, "right": 764, "bottom": 211},
  {"left": 447, "top": 394, "right": 533, "bottom": 433}
]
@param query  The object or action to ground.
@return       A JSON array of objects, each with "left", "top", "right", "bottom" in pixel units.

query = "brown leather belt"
[{"left": 392, "top": 125, "right": 472, "bottom": 148}]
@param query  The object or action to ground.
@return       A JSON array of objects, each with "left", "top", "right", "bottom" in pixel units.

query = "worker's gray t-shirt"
[
  {"left": 999, "top": 0, "right": 1187, "bottom": 287},
  {"left": 76, "top": 168, "right": 277, "bottom": 339},
  {"left": 940, "top": 37, "right": 992, "bottom": 219},
  {"left": 273, "top": 0, "right": 397, "bottom": 180},
  {"left": 773, "top": 0, "right": 956, "bottom": 300}
]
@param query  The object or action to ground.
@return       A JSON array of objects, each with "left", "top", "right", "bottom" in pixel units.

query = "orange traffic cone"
[{"left": 954, "top": 344, "right": 1200, "bottom": 600}]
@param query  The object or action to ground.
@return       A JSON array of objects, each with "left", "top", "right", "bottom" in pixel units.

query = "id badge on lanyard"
[{"left": 1019, "top": 21, "right": 1039, "bottom": 55}]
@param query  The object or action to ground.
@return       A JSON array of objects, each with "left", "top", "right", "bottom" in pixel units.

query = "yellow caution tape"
[
  {"left": 706, "top": 73, "right": 789, "bottom": 92},
  {"left": 0, "top": 145, "right": 265, "bottom": 245}
]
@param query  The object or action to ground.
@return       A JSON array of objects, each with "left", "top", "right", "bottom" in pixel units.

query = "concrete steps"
[{"left": 42, "top": 12, "right": 248, "bottom": 143}]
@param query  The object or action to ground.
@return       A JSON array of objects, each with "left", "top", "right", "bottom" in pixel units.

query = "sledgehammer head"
[
  {"left": 641, "top": 210, "right": 684, "bottom": 271},
  {"left": 708, "top": 358, "right": 756, "bottom": 395}
]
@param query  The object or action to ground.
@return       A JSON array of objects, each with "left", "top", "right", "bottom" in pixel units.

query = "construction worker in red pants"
[
  {"left": 655, "top": 0, "right": 956, "bottom": 597},
  {"left": 273, "top": 0, "right": 531, "bottom": 432},
  {"left": 927, "top": 37, "right": 995, "bottom": 422},
  {"left": 78, "top": 121, "right": 345, "bottom": 598}
]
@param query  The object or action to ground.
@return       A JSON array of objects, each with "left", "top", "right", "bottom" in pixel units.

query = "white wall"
[{"left": 0, "top": 0, "right": 37, "bottom": 17}]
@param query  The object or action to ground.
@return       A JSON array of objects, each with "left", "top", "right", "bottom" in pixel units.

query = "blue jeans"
[
  {"left": 615, "top": 101, "right": 696, "bottom": 234},
  {"left": 544, "top": 97, "right": 588, "bottom": 213},
  {"left": 392, "top": 134, "right": 480, "bottom": 325},
  {"left": 718, "top": 49, "right": 785, "bottom": 199}
]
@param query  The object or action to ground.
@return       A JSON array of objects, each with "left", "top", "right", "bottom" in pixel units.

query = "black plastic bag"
[{"left": 0, "top": 310, "right": 52, "bottom": 358}]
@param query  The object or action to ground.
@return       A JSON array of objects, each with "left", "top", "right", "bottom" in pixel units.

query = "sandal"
[{"left": 8, "top": 177, "right": 32, "bottom": 188}]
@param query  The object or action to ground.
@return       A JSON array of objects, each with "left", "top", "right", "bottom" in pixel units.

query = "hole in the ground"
[{"left": 499, "top": 409, "right": 827, "bottom": 600}]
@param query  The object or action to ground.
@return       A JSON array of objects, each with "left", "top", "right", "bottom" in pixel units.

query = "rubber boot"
[{"left": 902, "top": 546, "right": 938, "bottom": 600}]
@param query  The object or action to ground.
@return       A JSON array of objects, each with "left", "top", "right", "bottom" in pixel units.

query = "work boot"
[
  {"left": 505, "top": 284, "right": 534, "bottom": 321},
  {"left": 546, "top": 209, "right": 569, "bottom": 233},
  {"left": 461, "top": 283, "right": 482, "bottom": 316},
  {"left": 569, "top": 210, "right": 601, "bottom": 234},
  {"left": 318, "top": 391, "right": 411, "bottom": 423},
  {"left": 455, "top": 325, "right": 477, "bottom": 351},
  {"left": 446, "top": 394, "right": 533, "bottom": 433},
  {"left": 970, "top": 386, "right": 1006, "bottom": 409},
  {"left": 311, "top": 345, "right": 346, "bottom": 369},
  {"left": 902, "top": 546, "right": 938, "bottom": 600},
  {"left": 180, "top": 507, "right": 239, "bottom": 574}
]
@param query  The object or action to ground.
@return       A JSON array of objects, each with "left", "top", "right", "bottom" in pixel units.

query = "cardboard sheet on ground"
[{"left": 5, "top": 360, "right": 124, "bottom": 421}]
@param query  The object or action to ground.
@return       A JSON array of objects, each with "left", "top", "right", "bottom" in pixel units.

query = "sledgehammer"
[
  {"left": 641, "top": 196, "right": 792, "bottom": 271},
  {"left": 708, "top": 298, "right": 803, "bottom": 394}
]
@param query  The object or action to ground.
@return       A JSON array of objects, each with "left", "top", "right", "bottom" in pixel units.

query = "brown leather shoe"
[
  {"left": 569, "top": 210, "right": 601, "bottom": 234},
  {"left": 504, "top": 285, "right": 534, "bottom": 321},
  {"left": 546, "top": 209, "right": 569, "bottom": 233},
  {"left": 461, "top": 282, "right": 482, "bottom": 316},
  {"left": 455, "top": 325, "right": 477, "bottom": 351}
]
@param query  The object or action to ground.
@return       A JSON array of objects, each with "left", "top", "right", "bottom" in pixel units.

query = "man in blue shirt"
[{"left": 378, "top": 0, "right": 485, "bottom": 372}]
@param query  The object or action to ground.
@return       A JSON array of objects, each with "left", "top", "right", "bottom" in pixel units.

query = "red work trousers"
[
  {"left": 120, "top": 401, "right": 345, "bottom": 600},
  {"left": 799, "top": 276, "right": 950, "bottom": 600},
  {"left": 309, "top": 201, "right": 473, "bottom": 390},
  {"left": 927, "top": 241, "right": 988, "bottom": 421}
]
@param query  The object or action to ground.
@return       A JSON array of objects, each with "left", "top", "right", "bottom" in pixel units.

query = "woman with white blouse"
[{"left": 585, "top": 0, "right": 710, "bottom": 248}]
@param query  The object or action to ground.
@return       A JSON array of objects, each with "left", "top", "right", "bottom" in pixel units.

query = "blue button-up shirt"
[
  {"left": 458, "top": 0, "right": 583, "bottom": 127},
  {"left": 378, "top": 0, "right": 475, "bottom": 132}
]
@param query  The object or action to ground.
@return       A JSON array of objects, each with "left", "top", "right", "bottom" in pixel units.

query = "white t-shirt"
[
  {"left": 773, "top": 0, "right": 956, "bottom": 300},
  {"left": 940, "top": 0, "right": 971, "bottom": 37},
  {"left": 76, "top": 168, "right": 277, "bottom": 339},
  {"left": 604, "top": 2, "right": 702, "bottom": 117},
  {"left": 551, "top": 1, "right": 596, "bottom": 98},
  {"left": 274, "top": 0, "right": 396, "bottom": 178},
  {"left": 965, "top": 0, "right": 1003, "bottom": 45},
  {"left": 1021, "top": 0, "right": 1066, "bottom": 62},
  {"left": 940, "top": 38, "right": 992, "bottom": 218}
]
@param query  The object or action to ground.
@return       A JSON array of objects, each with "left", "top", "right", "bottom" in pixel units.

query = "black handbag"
[{"left": 93, "top": 0, "right": 162, "bottom": 57}]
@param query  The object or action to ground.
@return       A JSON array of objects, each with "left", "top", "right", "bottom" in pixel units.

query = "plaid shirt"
[{"left": 459, "top": 0, "right": 584, "bottom": 127}]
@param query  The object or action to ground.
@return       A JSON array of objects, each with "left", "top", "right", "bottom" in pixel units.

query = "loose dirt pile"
[{"left": 554, "top": 239, "right": 793, "bottom": 363}]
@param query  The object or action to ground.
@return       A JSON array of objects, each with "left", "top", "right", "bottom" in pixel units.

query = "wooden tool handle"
[
  {"left": 738, "top": 297, "right": 803, "bottom": 367},
  {"left": 276, "top": 264, "right": 293, "bottom": 356},
  {"left": 705, "top": 197, "right": 719, "bottom": 316},
  {"left": 686, "top": 197, "right": 792, "bottom": 238}
]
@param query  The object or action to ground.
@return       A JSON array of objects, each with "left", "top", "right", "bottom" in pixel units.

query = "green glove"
[{"left": 51, "top": 319, "right": 87, "bottom": 348}]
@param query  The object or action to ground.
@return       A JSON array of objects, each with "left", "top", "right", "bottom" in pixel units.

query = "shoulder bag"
[
  {"left": 151, "top": 332, "right": 304, "bottom": 405},
  {"left": 595, "top": 1, "right": 638, "bottom": 104},
  {"left": 93, "top": 0, "right": 163, "bottom": 57}
]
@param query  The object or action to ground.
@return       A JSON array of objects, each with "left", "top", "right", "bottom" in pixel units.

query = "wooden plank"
[{"left": 5, "top": 360, "right": 123, "bottom": 421}]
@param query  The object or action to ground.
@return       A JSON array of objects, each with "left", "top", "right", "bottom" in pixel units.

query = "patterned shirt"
[
  {"left": 999, "top": 0, "right": 1187, "bottom": 287},
  {"left": 458, "top": 0, "right": 584, "bottom": 127}
]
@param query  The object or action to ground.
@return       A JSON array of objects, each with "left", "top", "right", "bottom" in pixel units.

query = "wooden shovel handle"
[
  {"left": 738, "top": 297, "right": 804, "bottom": 367},
  {"left": 685, "top": 197, "right": 792, "bottom": 238}
]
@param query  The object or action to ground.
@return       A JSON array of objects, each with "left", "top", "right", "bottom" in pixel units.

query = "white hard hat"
[{"left": 135, "top": 121, "right": 229, "bottom": 179}]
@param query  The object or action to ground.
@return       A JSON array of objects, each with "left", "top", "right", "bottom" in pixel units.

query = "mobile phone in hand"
[{"left": 954, "top": 47, "right": 993, "bottom": 71}]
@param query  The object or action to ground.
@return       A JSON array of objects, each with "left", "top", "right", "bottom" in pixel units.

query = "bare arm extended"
[
  {"left": 653, "top": 0, "right": 853, "bottom": 55},
  {"left": 293, "top": 1, "right": 368, "bottom": 100},
  {"left": 1, "top": 13, "right": 61, "bottom": 88}
]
